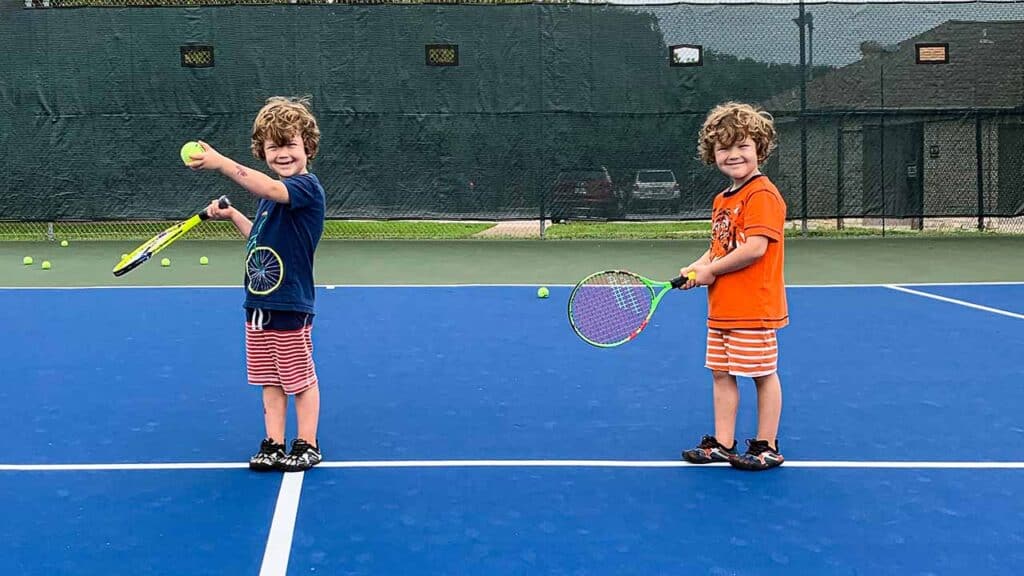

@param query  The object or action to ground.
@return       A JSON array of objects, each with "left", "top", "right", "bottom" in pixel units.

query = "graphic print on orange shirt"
[{"left": 711, "top": 203, "right": 742, "bottom": 260}]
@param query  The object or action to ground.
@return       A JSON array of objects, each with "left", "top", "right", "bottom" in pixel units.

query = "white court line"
[
  {"left": 259, "top": 472, "right": 305, "bottom": 576},
  {"left": 2, "top": 281, "right": 1023, "bottom": 290},
  {"left": 0, "top": 462, "right": 250, "bottom": 471},
  {"left": 886, "top": 285, "right": 1024, "bottom": 320},
  {"left": 3, "top": 459, "right": 1024, "bottom": 471}
]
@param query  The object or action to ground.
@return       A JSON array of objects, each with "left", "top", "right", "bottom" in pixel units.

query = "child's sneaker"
[
  {"left": 276, "top": 438, "right": 322, "bottom": 472},
  {"left": 681, "top": 435, "right": 737, "bottom": 464},
  {"left": 249, "top": 438, "right": 286, "bottom": 471},
  {"left": 729, "top": 439, "right": 784, "bottom": 471}
]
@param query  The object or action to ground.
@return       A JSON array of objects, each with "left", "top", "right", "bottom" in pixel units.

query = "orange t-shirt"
[{"left": 706, "top": 175, "right": 788, "bottom": 329}]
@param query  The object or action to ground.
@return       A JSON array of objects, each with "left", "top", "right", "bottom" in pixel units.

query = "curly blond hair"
[
  {"left": 251, "top": 96, "right": 321, "bottom": 161},
  {"left": 697, "top": 102, "right": 776, "bottom": 166}
]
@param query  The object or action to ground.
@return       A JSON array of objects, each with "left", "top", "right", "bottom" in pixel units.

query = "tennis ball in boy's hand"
[
  {"left": 180, "top": 141, "right": 204, "bottom": 165},
  {"left": 161, "top": 257, "right": 171, "bottom": 267},
  {"left": 41, "top": 261, "right": 51, "bottom": 270},
  {"left": 23, "top": 256, "right": 33, "bottom": 265},
  {"left": 60, "top": 240, "right": 69, "bottom": 247},
  {"left": 537, "top": 286, "right": 550, "bottom": 299},
  {"left": 199, "top": 256, "right": 209, "bottom": 265}
]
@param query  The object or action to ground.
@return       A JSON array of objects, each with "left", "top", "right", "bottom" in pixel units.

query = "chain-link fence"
[{"left": 3, "top": 0, "right": 1023, "bottom": 239}]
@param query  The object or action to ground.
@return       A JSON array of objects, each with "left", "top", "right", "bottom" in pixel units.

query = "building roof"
[{"left": 763, "top": 20, "right": 1024, "bottom": 111}]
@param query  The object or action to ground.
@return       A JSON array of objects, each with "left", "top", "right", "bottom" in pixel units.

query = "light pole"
[
  {"left": 794, "top": 2, "right": 809, "bottom": 234},
  {"left": 792, "top": 10, "right": 814, "bottom": 77},
  {"left": 806, "top": 13, "right": 814, "bottom": 74},
  {"left": 878, "top": 43, "right": 899, "bottom": 236}
]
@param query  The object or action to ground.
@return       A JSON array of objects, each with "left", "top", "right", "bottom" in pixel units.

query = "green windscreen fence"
[{"left": 2, "top": 0, "right": 1023, "bottom": 239}]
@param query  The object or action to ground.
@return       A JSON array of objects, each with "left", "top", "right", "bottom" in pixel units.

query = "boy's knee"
[
  {"left": 711, "top": 370, "right": 735, "bottom": 383},
  {"left": 753, "top": 373, "right": 780, "bottom": 386}
]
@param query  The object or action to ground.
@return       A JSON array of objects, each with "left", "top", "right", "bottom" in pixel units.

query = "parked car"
[
  {"left": 625, "top": 169, "right": 680, "bottom": 214},
  {"left": 548, "top": 167, "right": 621, "bottom": 222}
]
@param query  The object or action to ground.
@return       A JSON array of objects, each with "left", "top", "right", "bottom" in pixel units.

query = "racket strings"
[
  {"left": 569, "top": 272, "right": 655, "bottom": 345},
  {"left": 114, "top": 228, "right": 178, "bottom": 274}
]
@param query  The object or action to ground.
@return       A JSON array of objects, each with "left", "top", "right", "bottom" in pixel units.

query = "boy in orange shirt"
[{"left": 680, "top": 102, "right": 788, "bottom": 471}]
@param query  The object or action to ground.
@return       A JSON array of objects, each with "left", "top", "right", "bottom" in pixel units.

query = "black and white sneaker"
[
  {"left": 276, "top": 438, "right": 322, "bottom": 472},
  {"left": 681, "top": 435, "right": 737, "bottom": 464},
  {"left": 249, "top": 438, "right": 286, "bottom": 471},
  {"left": 729, "top": 439, "right": 785, "bottom": 471}
]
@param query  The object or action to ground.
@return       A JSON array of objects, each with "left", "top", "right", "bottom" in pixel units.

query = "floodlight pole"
[
  {"left": 806, "top": 12, "right": 814, "bottom": 72},
  {"left": 797, "top": 1, "right": 808, "bottom": 235}
]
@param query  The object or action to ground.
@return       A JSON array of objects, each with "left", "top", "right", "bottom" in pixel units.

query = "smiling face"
[
  {"left": 263, "top": 133, "right": 308, "bottom": 179},
  {"left": 714, "top": 136, "right": 760, "bottom": 187}
]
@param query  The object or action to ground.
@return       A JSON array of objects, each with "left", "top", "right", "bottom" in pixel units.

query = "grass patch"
[
  {"left": 543, "top": 221, "right": 712, "bottom": 239},
  {"left": 1, "top": 218, "right": 1018, "bottom": 242},
  {"left": 0, "top": 219, "right": 495, "bottom": 241},
  {"left": 322, "top": 220, "right": 493, "bottom": 239}
]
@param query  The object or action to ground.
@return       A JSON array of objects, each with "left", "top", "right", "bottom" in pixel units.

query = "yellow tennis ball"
[
  {"left": 23, "top": 256, "right": 33, "bottom": 265},
  {"left": 60, "top": 240, "right": 69, "bottom": 247},
  {"left": 121, "top": 253, "right": 129, "bottom": 260},
  {"left": 537, "top": 286, "right": 550, "bottom": 299},
  {"left": 41, "top": 261, "right": 51, "bottom": 270},
  {"left": 180, "top": 141, "right": 204, "bottom": 165},
  {"left": 161, "top": 257, "right": 171, "bottom": 267},
  {"left": 199, "top": 256, "right": 209, "bottom": 265}
]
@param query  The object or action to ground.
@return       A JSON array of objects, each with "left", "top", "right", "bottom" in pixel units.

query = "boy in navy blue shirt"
[{"left": 188, "top": 96, "right": 326, "bottom": 472}]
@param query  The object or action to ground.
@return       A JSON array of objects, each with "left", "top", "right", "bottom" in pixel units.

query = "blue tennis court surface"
[{"left": 2, "top": 283, "right": 1023, "bottom": 575}]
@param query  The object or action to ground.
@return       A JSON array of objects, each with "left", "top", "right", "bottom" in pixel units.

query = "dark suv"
[{"left": 548, "top": 167, "right": 620, "bottom": 222}]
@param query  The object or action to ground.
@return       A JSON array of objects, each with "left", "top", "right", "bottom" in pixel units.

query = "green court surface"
[{"left": 3, "top": 236, "right": 1023, "bottom": 287}]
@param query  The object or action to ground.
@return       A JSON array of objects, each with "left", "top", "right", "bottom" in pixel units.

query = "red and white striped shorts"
[
  {"left": 705, "top": 328, "right": 779, "bottom": 378},
  {"left": 245, "top": 309, "right": 318, "bottom": 395}
]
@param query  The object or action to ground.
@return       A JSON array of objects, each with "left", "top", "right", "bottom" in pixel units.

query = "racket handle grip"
[
  {"left": 201, "top": 196, "right": 232, "bottom": 220},
  {"left": 670, "top": 271, "right": 698, "bottom": 288}
]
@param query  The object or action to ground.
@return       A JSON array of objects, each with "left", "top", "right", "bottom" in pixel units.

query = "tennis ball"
[
  {"left": 537, "top": 286, "right": 550, "bottom": 299},
  {"left": 120, "top": 253, "right": 129, "bottom": 260},
  {"left": 199, "top": 256, "right": 209, "bottom": 265},
  {"left": 41, "top": 261, "right": 51, "bottom": 270},
  {"left": 180, "top": 141, "right": 204, "bottom": 165},
  {"left": 60, "top": 240, "right": 69, "bottom": 247},
  {"left": 22, "top": 256, "right": 33, "bottom": 265},
  {"left": 161, "top": 257, "right": 171, "bottom": 267}
]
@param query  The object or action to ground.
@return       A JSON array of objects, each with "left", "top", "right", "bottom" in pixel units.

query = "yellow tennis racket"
[{"left": 112, "top": 196, "right": 230, "bottom": 277}]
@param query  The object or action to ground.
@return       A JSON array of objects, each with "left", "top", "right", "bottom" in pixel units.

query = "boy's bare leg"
[
  {"left": 263, "top": 385, "right": 288, "bottom": 444},
  {"left": 712, "top": 370, "right": 740, "bottom": 448},
  {"left": 753, "top": 372, "right": 783, "bottom": 449},
  {"left": 295, "top": 385, "right": 320, "bottom": 446}
]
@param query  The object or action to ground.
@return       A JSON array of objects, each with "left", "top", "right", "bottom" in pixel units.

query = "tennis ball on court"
[
  {"left": 199, "top": 256, "right": 209, "bottom": 265},
  {"left": 60, "top": 240, "right": 69, "bottom": 247},
  {"left": 180, "top": 141, "right": 204, "bottom": 165},
  {"left": 161, "top": 257, "right": 171, "bottom": 267},
  {"left": 537, "top": 286, "right": 550, "bottom": 299},
  {"left": 41, "top": 261, "right": 51, "bottom": 270},
  {"left": 23, "top": 256, "right": 33, "bottom": 265}
]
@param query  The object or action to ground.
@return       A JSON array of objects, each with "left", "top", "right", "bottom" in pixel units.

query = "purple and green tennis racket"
[{"left": 568, "top": 270, "right": 696, "bottom": 347}]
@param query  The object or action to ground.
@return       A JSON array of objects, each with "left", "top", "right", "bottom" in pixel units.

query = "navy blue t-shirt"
[{"left": 243, "top": 173, "right": 325, "bottom": 314}]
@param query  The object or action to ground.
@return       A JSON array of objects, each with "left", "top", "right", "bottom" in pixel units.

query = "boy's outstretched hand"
[{"left": 186, "top": 141, "right": 227, "bottom": 171}]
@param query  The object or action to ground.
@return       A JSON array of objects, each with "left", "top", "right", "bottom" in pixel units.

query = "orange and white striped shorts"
[{"left": 705, "top": 328, "right": 779, "bottom": 378}]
